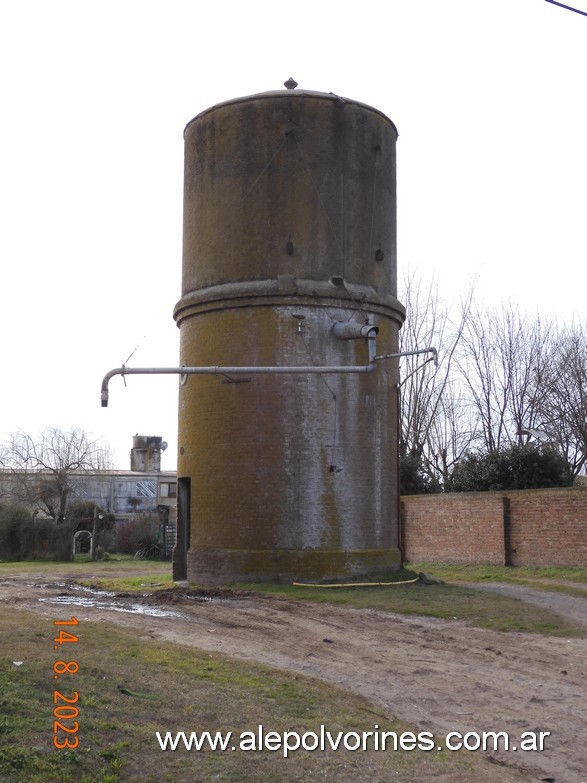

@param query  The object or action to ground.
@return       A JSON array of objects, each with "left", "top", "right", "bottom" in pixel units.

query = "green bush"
[
  {"left": 400, "top": 453, "right": 442, "bottom": 495},
  {"left": 0, "top": 505, "right": 34, "bottom": 559},
  {"left": 447, "top": 444, "right": 573, "bottom": 492}
]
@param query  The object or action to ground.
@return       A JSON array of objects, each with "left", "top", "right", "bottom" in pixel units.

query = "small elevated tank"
[{"left": 173, "top": 86, "right": 405, "bottom": 585}]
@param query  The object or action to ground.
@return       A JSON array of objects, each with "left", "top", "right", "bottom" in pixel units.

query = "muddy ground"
[{"left": 1, "top": 570, "right": 585, "bottom": 783}]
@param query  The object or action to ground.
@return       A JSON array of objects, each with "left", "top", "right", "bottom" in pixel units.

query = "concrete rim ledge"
[{"left": 174, "top": 278, "right": 406, "bottom": 326}]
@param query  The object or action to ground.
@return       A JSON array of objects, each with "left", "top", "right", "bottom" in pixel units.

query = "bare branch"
[
  {"left": 1, "top": 427, "right": 113, "bottom": 522},
  {"left": 398, "top": 271, "right": 476, "bottom": 485}
]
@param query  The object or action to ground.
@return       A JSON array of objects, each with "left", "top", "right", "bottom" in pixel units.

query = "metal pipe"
[
  {"left": 101, "top": 358, "right": 377, "bottom": 407},
  {"left": 384, "top": 347, "right": 437, "bottom": 564},
  {"left": 398, "top": 355, "right": 437, "bottom": 388},
  {"left": 374, "top": 347, "right": 438, "bottom": 367},
  {"left": 332, "top": 322, "right": 379, "bottom": 340}
]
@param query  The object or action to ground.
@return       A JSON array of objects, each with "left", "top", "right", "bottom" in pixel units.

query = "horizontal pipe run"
[
  {"left": 101, "top": 361, "right": 376, "bottom": 407},
  {"left": 374, "top": 347, "right": 438, "bottom": 367}
]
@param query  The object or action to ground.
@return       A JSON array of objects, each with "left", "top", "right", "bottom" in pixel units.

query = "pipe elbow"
[
  {"left": 333, "top": 322, "right": 379, "bottom": 340},
  {"left": 100, "top": 367, "right": 122, "bottom": 407}
]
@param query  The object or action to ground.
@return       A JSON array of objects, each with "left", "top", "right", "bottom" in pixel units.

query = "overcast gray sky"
[{"left": 1, "top": 0, "right": 585, "bottom": 469}]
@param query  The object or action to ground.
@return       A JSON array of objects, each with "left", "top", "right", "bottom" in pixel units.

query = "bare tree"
[
  {"left": 1, "top": 427, "right": 112, "bottom": 523},
  {"left": 458, "top": 303, "right": 555, "bottom": 453},
  {"left": 398, "top": 272, "right": 475, "bottom": 485},
  {"left": 398, "top": 276, "right": 583, "bottom": 486},
  {"left": 535, "top": 322, "right": 587, "bottom": 477},
  {"left": 426, "top": 379, "right": 478, "bottom": 485}
]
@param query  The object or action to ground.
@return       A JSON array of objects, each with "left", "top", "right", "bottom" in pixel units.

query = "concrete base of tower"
[{"left": 182, "top": 547, "right": 402, "bottom": 586}]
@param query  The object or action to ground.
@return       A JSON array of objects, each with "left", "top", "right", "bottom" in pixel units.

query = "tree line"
[{"left": 398, "top": 273, "right": 586, "bottom": 493}]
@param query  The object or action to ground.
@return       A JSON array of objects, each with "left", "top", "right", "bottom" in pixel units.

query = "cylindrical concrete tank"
[{"left": 173, "top": 87, "right": 405, "bottom": 585}]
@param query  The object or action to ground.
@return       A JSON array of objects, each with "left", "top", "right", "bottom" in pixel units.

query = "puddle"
[
  {"left": 31, "top": 581, "right": 229, "bottom": 617},
  {"left": 31, "top": 582, "right": 67, "bottom": 589},
  {"left": 172, "top": 593, "right": 214, "bottom": 603},
  {"left": 34, "top": 582, "right": 186, "bottom": 618},
  {"left": 38, "top": 595, "right": 185, "bottom": 618},
  {"left": 32, "top": 582, "right": 116, "bottom": 597}
]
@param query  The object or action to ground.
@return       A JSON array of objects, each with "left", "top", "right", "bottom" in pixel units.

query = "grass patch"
[
  {"left": 0, "top": 606, "right": 531, "bottom": 783},
  {"left": 405, "top": 562, "right": 587, "bottom": 585},
  {"left": 0, "top": 559, "right": 170, "bottom": 578},
  {"left": 406, "top": 562, "right": 587, "bottom": 598},
  {"left": 233, "top": 579, "right": 586, "bottom": 637},
  {"left": 77, "top": 574, "right": 176, "bottom": 592}
]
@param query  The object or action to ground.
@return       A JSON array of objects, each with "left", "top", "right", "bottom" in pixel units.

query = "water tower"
[{"left": 173, "top": 83, "right": 405, "bottom": 584}]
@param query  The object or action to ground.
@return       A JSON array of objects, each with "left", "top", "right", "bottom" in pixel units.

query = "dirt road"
[{"left": 2, "top": 571, "right": 585, "bottom": 783}]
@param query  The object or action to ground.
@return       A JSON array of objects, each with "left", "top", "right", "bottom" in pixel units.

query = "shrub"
[
  {"left": 447, "top": 444, "right": 573, "bottom": 492},
  {"left": 400, "top": 453, "right": 442, "bottom": 495},
  {"left": 0, "top": 505, "right": 34, "bottom": 559},
  {"left": 114, "top": 514, "right": 161, "bottom": 556}
]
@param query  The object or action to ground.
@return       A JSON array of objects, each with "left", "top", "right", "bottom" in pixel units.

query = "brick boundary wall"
[{"left": 400, "top": 486, "right": 587, "bottom": 567}]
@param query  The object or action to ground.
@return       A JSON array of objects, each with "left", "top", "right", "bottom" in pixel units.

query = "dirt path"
[
  {"left": 2, "top": 572, "right": 586, "bottom": 783},
  {"left": 461, "top": 581, "right": 587, "bottom": 628}
]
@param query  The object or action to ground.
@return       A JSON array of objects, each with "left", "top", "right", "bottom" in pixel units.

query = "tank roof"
[{"left": 184, "top": 87, "right": 398, "bottom": 137}]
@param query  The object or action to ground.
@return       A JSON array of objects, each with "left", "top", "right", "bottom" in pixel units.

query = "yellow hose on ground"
[{"left": 292, "top": 577, "right": 420, "bottom": 588}]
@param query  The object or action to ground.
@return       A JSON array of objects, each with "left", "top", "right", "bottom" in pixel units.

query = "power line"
[{"left": 544, "top": 0, "right": 587, "bottom": 17}]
